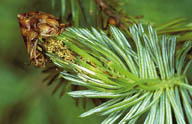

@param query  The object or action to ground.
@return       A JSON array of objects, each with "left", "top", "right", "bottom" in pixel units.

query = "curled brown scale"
[
  {"left": 18, "top": 12, "right": 104, "bottom": 108},
  {"left": 17, "top": 11, "right": 68, "bottom": 67}
]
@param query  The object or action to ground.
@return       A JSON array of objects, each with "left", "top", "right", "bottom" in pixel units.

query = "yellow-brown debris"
[{"left": 43, "top": 38, "right": 75, "bottom": 62}]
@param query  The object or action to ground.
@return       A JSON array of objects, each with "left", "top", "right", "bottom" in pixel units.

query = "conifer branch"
[{"left": 41, "top": 24, "right": 192, "bottom": 123}]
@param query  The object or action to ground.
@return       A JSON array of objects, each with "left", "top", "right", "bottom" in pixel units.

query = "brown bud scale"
[{"left": 18, "top": 11, "right": 68, "bottom": 67}]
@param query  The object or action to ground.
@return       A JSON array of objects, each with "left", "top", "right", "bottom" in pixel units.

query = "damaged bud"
[{"left": 17, "top": 11, "right": 68, "bottom": 67}]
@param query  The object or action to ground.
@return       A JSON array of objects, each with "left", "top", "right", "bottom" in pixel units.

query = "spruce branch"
[
  {"left": 41, "top": 24, "right": 192, "bottom": 123},
  {"left": 18, "top": 0, "right": 192, "bottom": 123}
]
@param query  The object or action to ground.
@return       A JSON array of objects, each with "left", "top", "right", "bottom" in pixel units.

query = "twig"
[{"left": 95, "top": 0, "right": 121, "bottom": 26}]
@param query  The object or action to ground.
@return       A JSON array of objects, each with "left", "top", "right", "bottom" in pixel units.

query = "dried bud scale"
[{"left": 17, "top": 11, "right": 70, "bottom": 67}]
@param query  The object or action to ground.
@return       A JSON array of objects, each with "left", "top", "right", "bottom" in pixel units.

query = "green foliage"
[
  {"left": 1, "top": 0, "right": 192, "bottom": 123},
  {"left": 46, "top": 24, "right": 192, "bottom": 123},
  {"left": 51, "top": 0, "right": 100, "bottom": 27}
]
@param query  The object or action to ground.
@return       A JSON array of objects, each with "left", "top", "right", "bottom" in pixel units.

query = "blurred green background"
[{"left": 0, "top": 0, "right": 191, "bottom": 124}]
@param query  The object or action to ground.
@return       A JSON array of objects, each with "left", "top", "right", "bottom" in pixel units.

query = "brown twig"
[{"left": 95, "top": 0, "right": 121, "bottom": 27}]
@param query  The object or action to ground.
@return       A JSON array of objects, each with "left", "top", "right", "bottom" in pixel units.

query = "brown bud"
[{"left": 17, "top": 11, "right": 65, "bottom": 67}]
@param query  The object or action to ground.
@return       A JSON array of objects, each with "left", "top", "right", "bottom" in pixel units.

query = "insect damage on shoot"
[{"left": 17, "top": 11, "right": 69, "bottom": 67}]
